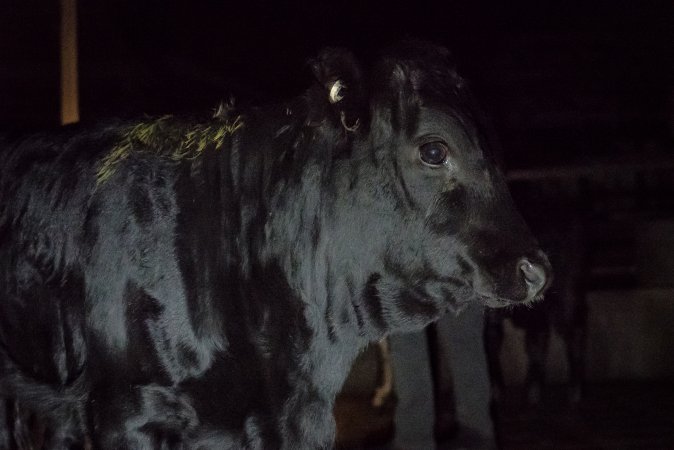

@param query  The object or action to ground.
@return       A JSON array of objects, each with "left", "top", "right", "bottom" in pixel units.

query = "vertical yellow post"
[{"left": 60, "top": 0, "right": 79, "bottom": 124}]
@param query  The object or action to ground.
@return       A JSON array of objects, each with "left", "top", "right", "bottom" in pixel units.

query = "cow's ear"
[{"left": 310, "top": 48, "right": 366, "bottom": 133}]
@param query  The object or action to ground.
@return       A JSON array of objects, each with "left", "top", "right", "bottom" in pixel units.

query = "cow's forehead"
[
  {"left": 404, "top": 105, "right": 482, "bottom": 160},
  {"left": 415, "top": 106, "right": 474, "bottom": 142}
]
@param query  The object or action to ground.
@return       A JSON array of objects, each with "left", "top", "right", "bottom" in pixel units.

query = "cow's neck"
[
  {"left": 173, "top": 110, "right": 394, "bottom": 447},
  {"left": 211, "top": 125, "right": 371, "bottom": 445},
  {"left": 239, "top": 251, "right": 365, "bottom": 448}
]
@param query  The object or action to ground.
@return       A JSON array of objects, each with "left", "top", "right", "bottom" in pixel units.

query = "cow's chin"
[{"left": 476, "top": 291, "right": 544, "bottom": 309}]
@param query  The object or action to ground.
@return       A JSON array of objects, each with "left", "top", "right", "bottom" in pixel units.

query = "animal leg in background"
[{"left": 372, "top": 339, "right": 393, "bottom": 408}]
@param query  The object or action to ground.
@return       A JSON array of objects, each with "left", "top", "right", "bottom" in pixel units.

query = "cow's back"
[
  {"left": 0, "top": 123, "right": 194, "bottom": 391},
  {"left": 0, "top": 118, "right": 287, "bottom": 447}
]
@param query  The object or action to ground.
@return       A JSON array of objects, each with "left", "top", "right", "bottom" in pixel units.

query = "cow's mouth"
[{"left": 444, "top": 278, "right": 537, "bottom": 310}]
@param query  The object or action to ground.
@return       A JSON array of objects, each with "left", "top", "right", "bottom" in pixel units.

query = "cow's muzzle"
[{"left": 466, "top": 240, "right": 553, "bottom": 307}]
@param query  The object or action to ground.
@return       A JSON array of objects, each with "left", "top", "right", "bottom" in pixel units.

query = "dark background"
[
  {"left": 2, "top": 0, "right": 673, "bottom": 170},
  {"left": 2, "top": 1, "right": 674, "bottom": 448}
]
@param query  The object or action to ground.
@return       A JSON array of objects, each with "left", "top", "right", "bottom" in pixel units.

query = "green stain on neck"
[{"left": 96, "top": 115, "right": 244, "bottom": 185}]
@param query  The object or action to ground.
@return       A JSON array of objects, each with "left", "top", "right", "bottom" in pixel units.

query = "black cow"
[{"left": 0, "top": 42, "right": 551, "bottom": 449}]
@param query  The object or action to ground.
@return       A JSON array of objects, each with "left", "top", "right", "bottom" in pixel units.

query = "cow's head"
[{"left": 283, "top": 41, "right": 551, "bottom": 335}]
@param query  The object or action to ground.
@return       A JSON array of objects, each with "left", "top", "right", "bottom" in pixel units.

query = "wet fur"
[{"left": 0, "top": 41, "right": 549, "bottom": 449}]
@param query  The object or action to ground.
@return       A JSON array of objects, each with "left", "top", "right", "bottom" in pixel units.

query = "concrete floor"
[{"left": 335, "top": 381, "right": 674, "bottom": 450}]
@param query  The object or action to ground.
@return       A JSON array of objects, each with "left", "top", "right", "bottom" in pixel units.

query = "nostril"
[{"left": 518, "top": 258, "right": 547, "bottom": 294}]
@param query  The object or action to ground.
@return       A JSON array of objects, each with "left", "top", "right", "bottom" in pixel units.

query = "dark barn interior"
[{"left": 2, "top": 1, "right": 674, "bottom": 449}]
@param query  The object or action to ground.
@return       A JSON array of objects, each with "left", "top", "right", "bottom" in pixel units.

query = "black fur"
[{"left": 0, "top": 41, "right": 550, "bottom": 449}]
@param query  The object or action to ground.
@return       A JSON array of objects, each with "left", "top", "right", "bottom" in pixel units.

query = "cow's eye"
[{"left": 419, "top": 141, "right": 449, "bottom": 166}]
